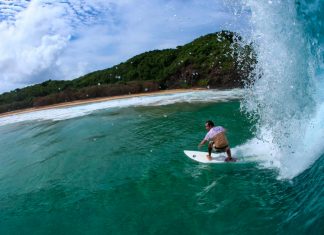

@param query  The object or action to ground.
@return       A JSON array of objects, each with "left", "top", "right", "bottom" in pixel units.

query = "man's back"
[
  {"left": 213, "top": 131, "right": 228, "bottom": 148},
  {"left": 204, "top": 126, "right": 225, "bottom": 141}
]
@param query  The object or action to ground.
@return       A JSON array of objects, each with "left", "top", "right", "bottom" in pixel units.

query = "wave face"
[{"left": 240, "top": 0, "right": 324, "bottom": 179}]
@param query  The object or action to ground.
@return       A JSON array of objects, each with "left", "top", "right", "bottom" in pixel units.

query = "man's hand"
[{"left": 198, "top": 140, "right": 206, "bottom": 149}]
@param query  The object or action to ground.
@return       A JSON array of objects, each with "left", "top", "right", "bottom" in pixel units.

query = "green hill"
[{"left": 0, "top": 31, "right": 256, "bottom": 113}]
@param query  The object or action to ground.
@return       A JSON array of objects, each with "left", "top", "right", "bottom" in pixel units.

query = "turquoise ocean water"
[
  {"left": 1, "top": 0, "right": 324, "bottom": 234},
  {"left": 0, "top": 90, "right": 322, "bottom": 234}
]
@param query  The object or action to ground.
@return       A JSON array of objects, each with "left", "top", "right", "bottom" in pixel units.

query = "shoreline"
[{"left": 0, "top": 88, "right": 207, "bottom": 118}]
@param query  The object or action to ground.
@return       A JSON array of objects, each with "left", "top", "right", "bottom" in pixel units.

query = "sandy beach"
[{"left": 0, "top": 88, "right": 206, "bottom": 118}]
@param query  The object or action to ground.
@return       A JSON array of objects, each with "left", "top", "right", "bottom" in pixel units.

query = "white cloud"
[
  {"left": 0, "top": 0, "right": 250, "bottom": 93},
  {"left": 0, "top": 0, "right": 70, "bottom": 91}
]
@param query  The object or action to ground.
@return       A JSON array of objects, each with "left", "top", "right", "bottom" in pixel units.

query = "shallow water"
[{"left": 0, "top": 100, "right": 322, "bottom": 234}]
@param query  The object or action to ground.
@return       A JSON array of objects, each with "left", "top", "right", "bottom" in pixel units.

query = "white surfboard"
[{"left": 184, "top": 150, "right": 237, "bottom": 163}]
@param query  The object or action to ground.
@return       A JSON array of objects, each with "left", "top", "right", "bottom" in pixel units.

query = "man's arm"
[{"left": 198, "top": 139, "right": 207, "bottom": 149}]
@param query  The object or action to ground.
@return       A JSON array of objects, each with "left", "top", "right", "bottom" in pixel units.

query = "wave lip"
[
  {"left": 0, "top": 89, "right": 244, "bottom": 127},
  {"left": 241, "top": 1, "right": 324, "bottom": 179}
]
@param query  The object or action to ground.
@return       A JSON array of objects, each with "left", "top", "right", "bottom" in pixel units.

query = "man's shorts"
[{"left": 210, "top": 141, "right": 228, "bottom": 152}]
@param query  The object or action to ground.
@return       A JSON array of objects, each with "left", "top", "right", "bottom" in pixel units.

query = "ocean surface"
[
  {"left": 1, "top": 0, "right": 324, "bottom": 234},
  {"left": 0, "top": 90, "right": 322, "bottom": 235}
]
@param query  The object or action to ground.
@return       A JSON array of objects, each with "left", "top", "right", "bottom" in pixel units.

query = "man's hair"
[{"left": 206, "top": 120, "right": 214, "bottom": 127}]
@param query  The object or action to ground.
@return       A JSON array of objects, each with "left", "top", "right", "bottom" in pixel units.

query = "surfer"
[{"left": 198, "top": 120, "right": 234, "bottom": 162}]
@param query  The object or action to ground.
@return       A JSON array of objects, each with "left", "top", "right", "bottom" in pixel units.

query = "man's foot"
[
  {"left": 206, "top": 155, "right": 212, "bottom": 161},
  {"left": 225, "top": 157, "right": 236, "bottom": 162}
]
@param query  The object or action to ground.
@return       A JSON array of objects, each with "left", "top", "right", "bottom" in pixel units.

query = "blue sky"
[{"left": 0, "top": 0, "right": 250, "bottom": 93}]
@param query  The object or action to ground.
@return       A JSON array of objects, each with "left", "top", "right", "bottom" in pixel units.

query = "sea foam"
[
  {"left": 0, "top": 89, "right": 243, "bottom": 127},
  {"left": 240, "top": 0, "right": 324, "bottom": 179}
]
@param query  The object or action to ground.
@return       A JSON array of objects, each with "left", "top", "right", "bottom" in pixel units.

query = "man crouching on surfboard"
[{"left": 198, "top": 120, "right": 234, "bottom": 162}]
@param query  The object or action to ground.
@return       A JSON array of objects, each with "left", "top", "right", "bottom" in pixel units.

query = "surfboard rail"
[{"left": 184, "top": 150, "right": 237, "bottom": 163}]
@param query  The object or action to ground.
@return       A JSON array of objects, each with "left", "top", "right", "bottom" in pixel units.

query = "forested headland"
[{"left": 0, "top": 31, "right": 256, "bottom": 114}]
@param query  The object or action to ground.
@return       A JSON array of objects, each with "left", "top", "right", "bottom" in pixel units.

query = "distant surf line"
[
  {"left": 0, "top": 89, "right": 244, "bottom": 126},
  {"left": 0, "top": 88, "right": 204, "bottom": 118}
]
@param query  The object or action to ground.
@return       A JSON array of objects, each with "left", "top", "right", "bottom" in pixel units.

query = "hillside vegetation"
[{"left": 0, "top": 31, "right": 256, "bottom": 113}]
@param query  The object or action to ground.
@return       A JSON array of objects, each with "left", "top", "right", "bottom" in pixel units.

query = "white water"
[
  {"left": 238, "top": 0, "right": 324, "bottom": 179},
  {"left": 0, "top": 89, "right": 243, "bottom": 126}
]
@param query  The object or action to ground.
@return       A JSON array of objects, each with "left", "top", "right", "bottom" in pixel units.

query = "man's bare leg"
[
  {"left": 225, "top": 147, "right": 235, "bottom": 162},
  {"left": 206, "top": 142, "right": 213, "bottom": 160}
]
